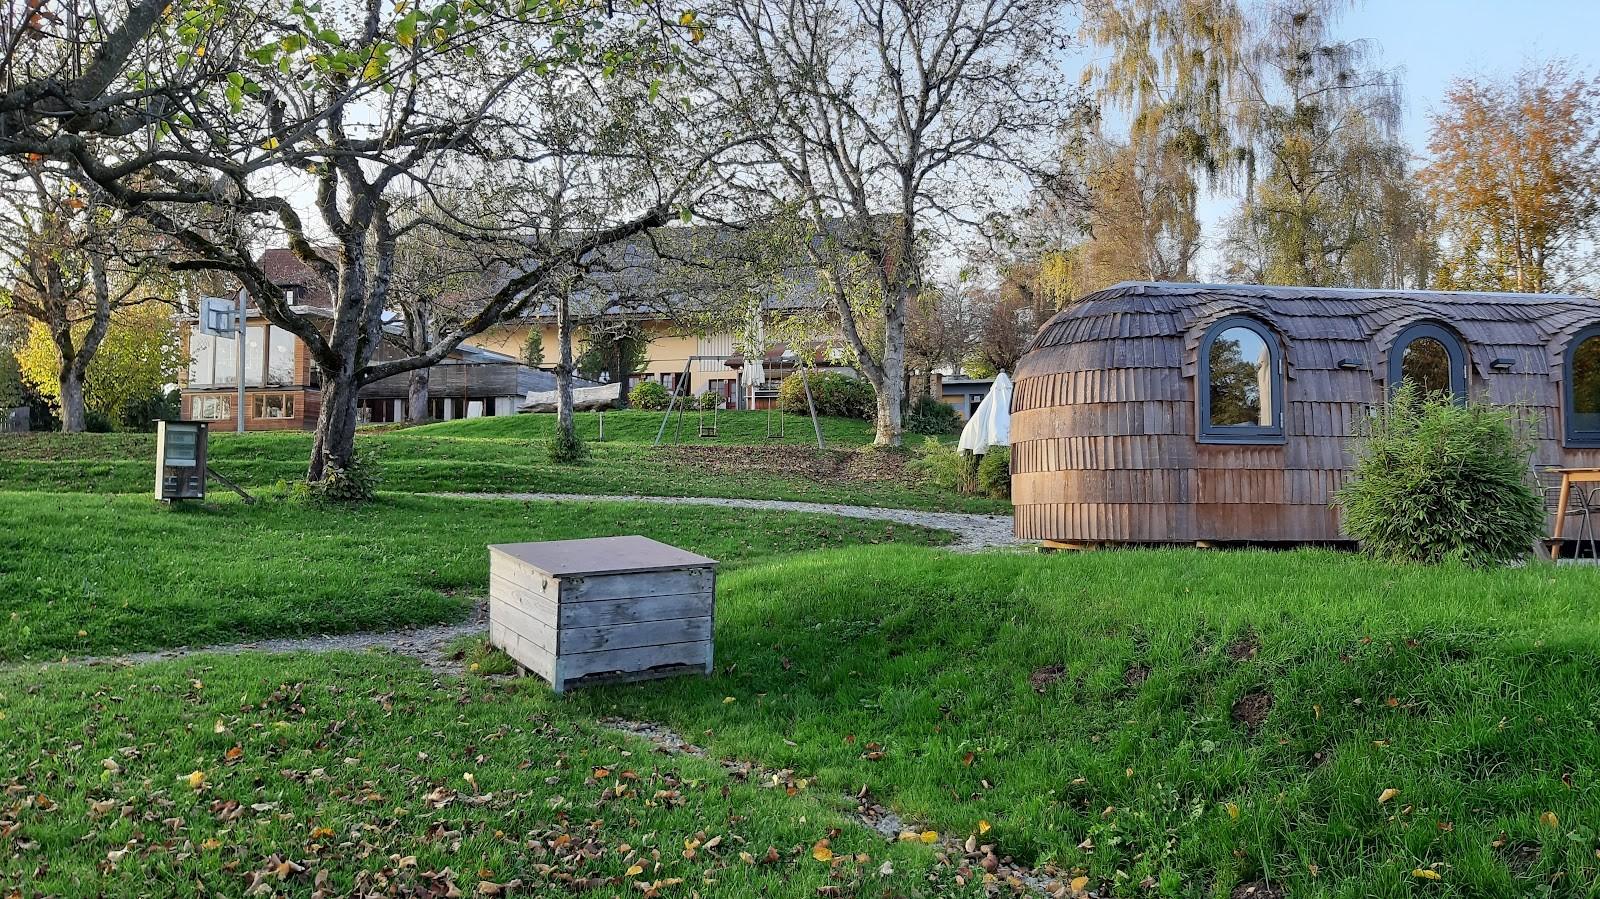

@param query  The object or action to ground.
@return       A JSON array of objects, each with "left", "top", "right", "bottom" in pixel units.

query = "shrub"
[
  {"left": 1336, "top": 384, "right": 1544, "bottom": 566},
  {"left": 548, "top": 425, "right": 589, "bottom": 463},
  {"left": 909, "top": 437, "right": 979, "bottom": 494},
  {"left": 296, "top": 452, "right": 380, "bottom": 504},
  {"left": 779, "top": 371, "right": 875, "bottom": 419},
  {"left": 977, "top": 446, "right": 1010, "bottom": 499},
  {"left": 695, "top": 390, "right": 724, "bottom": 411},
  {"left": 627, "top": 381, "right": 672, "bottom": 410},
  {"left": 905, "top": 395, "right": 961, "bottom": 435}
]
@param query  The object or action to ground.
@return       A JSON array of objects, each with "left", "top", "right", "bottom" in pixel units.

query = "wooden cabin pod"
[{"left": 1011, "top": 282, "right": 1600, "bottom": 545}]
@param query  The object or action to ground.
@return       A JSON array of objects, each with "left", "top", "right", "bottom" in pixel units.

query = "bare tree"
[
  {"left": 39, "top": 1, "right": 719, "bottom": 483},
  {"left": 702, "top": 0, "right": 1078, "bottom": 445}
]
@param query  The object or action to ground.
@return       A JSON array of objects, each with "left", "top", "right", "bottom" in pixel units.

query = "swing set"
[{"left": 651, "top": 355, "right": 825, "bottom": 448}]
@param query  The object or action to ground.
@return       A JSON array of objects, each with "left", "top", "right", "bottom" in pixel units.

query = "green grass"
[
  {"left": 0, "top": 413, "right": 1003, "bottom": 513},
  {"left": 0, "top": 491, "right": 948, "bottom": 660},
  {"left": 0, "top": 652, "right": 982, "bottom": 898},
  {"left": 568, "top": 546, "right": 1600, "bottom": 897}
]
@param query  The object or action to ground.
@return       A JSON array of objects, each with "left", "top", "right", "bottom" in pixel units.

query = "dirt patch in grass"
[
  {"left": 1029, "top": 664, "right": 1067, "bottom": 693},
  {"left": 1232, "top": 882, "right": 1286, "bottom": 899},
  {"left": 1225, "top": 632, "right": 1260, "bottom": 661},
  {"left": 1231, "top": 690, "right": 1274, "bottom": 733},
  {"left": 655, "top": 445, "right": 918, "bottom": 485},
  {"left": 1123, "top": 664, "right": 1151, "bottom": 686}
]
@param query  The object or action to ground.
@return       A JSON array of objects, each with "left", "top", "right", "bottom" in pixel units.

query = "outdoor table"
[{"left": 1548, "top": 467, "right": 1600, "bottom": 557}]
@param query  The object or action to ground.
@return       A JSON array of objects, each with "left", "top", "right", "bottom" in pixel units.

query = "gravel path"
[
  {"left": 16, "top": 604, "right": 490, "bottom": 672},
  {"left": 435, "top": 492, "right": 1018, "bottom": 551}
]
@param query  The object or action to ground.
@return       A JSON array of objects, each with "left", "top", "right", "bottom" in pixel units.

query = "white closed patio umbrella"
[{"left": 958, "top": 371, "right": 1013, "bottom": 455}]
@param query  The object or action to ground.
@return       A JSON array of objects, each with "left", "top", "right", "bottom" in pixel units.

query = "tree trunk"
[
  {"left": 556, "top": 293, "right": 576, "bottom": 445},
  {"left": 308, "top": 367, "right": 361, "bottom": 482},
  {"left": 406, "top": 368, "right": 430, "bottom": 424},
  {"left": 873, "top": 291, "right": 908, "bottom": 446},
  {"left": 58, "top": 365, "right": 87, "bottom": 432}
]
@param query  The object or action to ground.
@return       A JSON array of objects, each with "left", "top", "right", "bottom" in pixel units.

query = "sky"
[{"left": 1190, "top": 0, "right": 1600, "bottom": 274}]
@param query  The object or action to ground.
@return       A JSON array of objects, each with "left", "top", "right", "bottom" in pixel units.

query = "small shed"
[{"left": 1011, "top": 282, "right": 1600, "bottom": 546}]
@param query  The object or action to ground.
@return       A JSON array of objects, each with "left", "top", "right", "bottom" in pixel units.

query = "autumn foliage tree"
[{"left": 1422, "top": 62, "right": 1600, "bottom": 294}]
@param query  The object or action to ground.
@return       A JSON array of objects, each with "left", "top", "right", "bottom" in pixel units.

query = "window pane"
[
  {"left": 188, "top": 329, "right": 215, "bottom": 385},
  {"left": 1208, "top": 327, "right": 1273, "bottom": 427},
  {"left": 212, "top": 332, "right": 238, "bottom": 386},
  {"left": 267, "top": 327, "right": 296, "bottom": 385},
  {"left": 244, "top": 326, "right": 266, "bottom": 386},
  {"left": 193, "top": 396, "right": 231, "bottom": 420},
  {"left": 1400, "top": 337, "right": 1453, "bottom": 395},
  {"left": 1573, "top": 336, "right": 1600, "bottom": 434}
]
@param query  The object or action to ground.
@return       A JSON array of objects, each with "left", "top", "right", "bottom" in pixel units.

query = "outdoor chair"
[{"left": 1543, "top": 475, "right": 1600, "bottom": 560}]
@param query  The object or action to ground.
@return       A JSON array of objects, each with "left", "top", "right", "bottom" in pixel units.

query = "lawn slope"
[
  {"left": 576, "top": 546, "right": 1600, "bottom": 897},
  {"left": 0, "top": 653, "right": 979, "bottom": 898},
  {"left": 0, "top": 413, "right": 1003, "bottom": 512},
  {"left": 0, "top": 492, "right": 946, "bottom": 660}
]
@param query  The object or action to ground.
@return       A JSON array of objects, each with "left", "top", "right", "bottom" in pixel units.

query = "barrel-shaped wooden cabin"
[{"left": 1011, "top": 282, "right": 1600, "bottom": 546}]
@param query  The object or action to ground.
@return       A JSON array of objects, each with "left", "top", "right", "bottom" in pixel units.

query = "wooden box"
[{"left": 487, "top": 535, "right": 717, "bottom": 693}]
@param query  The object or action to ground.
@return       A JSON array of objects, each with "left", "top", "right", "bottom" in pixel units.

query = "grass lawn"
[
  {"left": 0, "top": 491, "right": 947, "bottom": 661},
  {"left": 566, "top": 546, "right": 1600, "bottom": 897},
  {"left": 0, "top": 652, "right": 982, "bottom": 898},
  {"left": 0, "top": 412, "right": 1005, "bottom": 513}
]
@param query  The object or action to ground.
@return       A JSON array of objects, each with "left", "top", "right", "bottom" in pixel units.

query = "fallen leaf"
[
  {"left": 978, "top": 819, "right": 991, "bottom": 834},
  {"left": 1226, "top": 802, "right": 1240, "bottom": 820},
  {"left": 1413, "top": 868, "right": 1442, "bottom": 881},
  {"left": 919, "top": 830, "right": 938, "bottom": 844},
  {"left": 625, "top": 863, "right": 644, "bottom": 877},
  {"left": 186, "top": 770, "right": 207, "bottom": 790},
  {"left": 1378, "top": 788, "right": 1399, "bottom": 805},
  {"left": 812, "top": 842, "right": 834, "bottom": 862},
  {"left": 1541, "top": 811, "right": 1560, "bottom": 828}
]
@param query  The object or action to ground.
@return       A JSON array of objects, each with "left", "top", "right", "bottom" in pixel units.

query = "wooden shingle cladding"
[{"left": 1012, "top": 282, "right": 1600, "bottom": 545}]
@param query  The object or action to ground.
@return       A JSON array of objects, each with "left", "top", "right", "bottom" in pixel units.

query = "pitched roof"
[{"left": 257, "top": 248, "right": 334, "bottom": 309}]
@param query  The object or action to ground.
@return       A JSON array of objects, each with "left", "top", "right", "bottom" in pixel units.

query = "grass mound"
[{"left": 579, "top": 546, "right": 1600, "bottom": 897}]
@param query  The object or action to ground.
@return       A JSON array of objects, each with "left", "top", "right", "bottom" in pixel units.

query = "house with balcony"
[{"left": 178, "top": 250, "right": 555, "bottom": 429}]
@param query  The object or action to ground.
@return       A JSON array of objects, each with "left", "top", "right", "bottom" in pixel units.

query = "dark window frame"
[
  {"left": 1388, "top": 322, "right": 1467, "bottom": 401},
  {"left": 1197, "top": 316, "right": 1286, "bottom": 445},
  {"left": 1564, "top": 324, "right": 1600, "bottom": 447}
]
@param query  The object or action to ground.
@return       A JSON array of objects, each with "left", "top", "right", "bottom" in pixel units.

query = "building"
[
  {"left": 178, "top": 250, "right": 556, "bottom": 429},
  {"left": 1010, "top": 281, "right": 1600, "bottom": 547},
  {"left": 936, "top": 375, "right": 996, "bottom": 421},
  {"left": 474, "top": 226, "right": 856, "bottom": 410}
]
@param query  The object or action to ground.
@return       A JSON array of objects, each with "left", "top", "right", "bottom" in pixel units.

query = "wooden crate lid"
[{"left": 488, "top": 535, "right": 718, "bottom": 577}]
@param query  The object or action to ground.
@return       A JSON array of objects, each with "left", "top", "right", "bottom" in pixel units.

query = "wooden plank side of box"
[
  {"left": 488, "top": 596, "right": 557, "bottom": 654},
  {"left": 560, "top": 616, "right": 712, "bottom": 654},
  {"left": 489, "top": 556, "right": 562, "bottom": 603},
  {"left": 559, "top": 591, "right": 713, "bottom": 628},
  {"left": 490, "top": 573, "right": 559, "bottom": 623},
  {"left": 561, "top": 567, "right": 714, "bottom": 603},
  {"left": 557, "top": 640, "right": 711, "bottom": 681},
  {"left": 490, "top": 620, "right": 556, "bottom": 680}
]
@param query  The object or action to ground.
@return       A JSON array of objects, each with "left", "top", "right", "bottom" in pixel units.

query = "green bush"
[
  {"left": 296, "top": 452, "right": 380, "bottom": 504},
  {"left": 909, "top": 437, "right": 978, "bottom": 494},
  {"left": 1336, "top": 384, "right": 1544, "bottom": 566},
  {"left": 977, "top": 446, "right": 1010, "bottom": 499},
  {"left": 627, "top": 381, "right": 672, "bottom": 410},
  {"left": 779, "top": 371, "right": 875, "bottom": 419},
  {"left": 905, "top": 395, "right": 961, "bottom": 435},
  {"left": 695, "top": 390, "right": 724, "bottom": 411}
]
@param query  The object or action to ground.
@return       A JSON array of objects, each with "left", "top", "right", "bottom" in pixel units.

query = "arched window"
[
  {"left": 1389, "top": 323, "right": 1467, "bottom": 399},
  {"left": 1565, "top": 325, "right": 1600, "bottom": 445},
  {"left": 1198, "top": 317, "right": 1284, "bottom": 444}
]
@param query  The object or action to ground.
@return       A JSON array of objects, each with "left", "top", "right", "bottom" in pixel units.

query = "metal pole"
[{"left": 235, "top": 289, "right": 247, "bottom": 434}]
